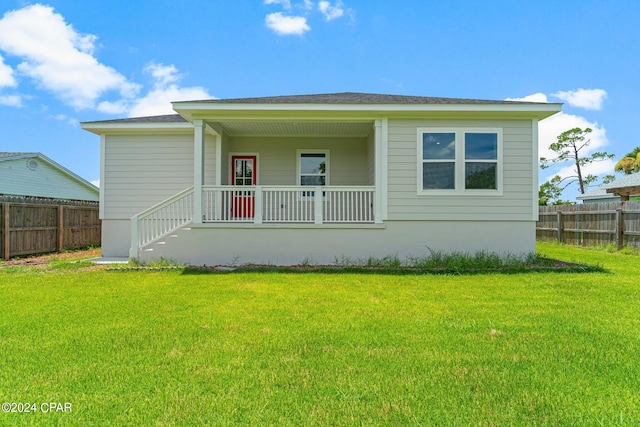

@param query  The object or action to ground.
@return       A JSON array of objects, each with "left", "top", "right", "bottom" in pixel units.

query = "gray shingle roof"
[
  {"left": 82, "top": 92, "right": 559, "bottom": 126},
  {"left": 578, "top": 173, "right": 640, "bottom": 199},
  {"left": 82, "top": 114, "right": 187, "bottom": 125},
  {"left": 177, "top": 92, "right": 547, "bottom": 105},
  {"left": 603, "top": 173, "right": 640, "bottom": 189}
]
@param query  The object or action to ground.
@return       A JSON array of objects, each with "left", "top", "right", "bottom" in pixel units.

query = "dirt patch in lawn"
[{"left": 0, "top": 248, "right": 102, "bottom": 269}]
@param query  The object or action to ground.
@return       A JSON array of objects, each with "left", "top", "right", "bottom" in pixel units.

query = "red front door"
[{"left": 231, "top": 156, "right": 257, "bottom": 218}]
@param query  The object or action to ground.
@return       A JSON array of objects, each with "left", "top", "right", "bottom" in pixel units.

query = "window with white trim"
[
  {"left": 297, "top": 150, "right": 329, "bottom": 197},
  {"left": 417, "top": 128, "right": 502, "bottom": 195}
]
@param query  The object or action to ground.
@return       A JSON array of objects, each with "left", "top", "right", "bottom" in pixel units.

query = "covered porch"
[{"left": 130, "top": 116, "right": 389, "bottom": 256}]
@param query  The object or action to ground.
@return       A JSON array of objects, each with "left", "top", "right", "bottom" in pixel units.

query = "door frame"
[
  {"left": 229, "top": 153, "right": 259, "bottom": 186},
  {"left": 230, "top": 154, "right": 258, "bottom": 219}
]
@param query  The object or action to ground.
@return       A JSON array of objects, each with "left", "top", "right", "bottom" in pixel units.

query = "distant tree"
[
  {"left": 614, "top": 146, "right": 640, "bottom": 174},
  {"left": 540, "top": 127, "right": 614, "bottom": 195},
  {"left": 538, "top": 177, "right": 574, "bottom": 206}
]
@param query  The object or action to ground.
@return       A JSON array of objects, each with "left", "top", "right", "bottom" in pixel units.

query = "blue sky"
[{"left": 0, "top": 0, "right": 638, "bottom": 200}]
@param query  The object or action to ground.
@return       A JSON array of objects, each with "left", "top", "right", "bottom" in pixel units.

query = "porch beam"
[{"left": 193, "top": 119, "right": 205, "bottom": 224}]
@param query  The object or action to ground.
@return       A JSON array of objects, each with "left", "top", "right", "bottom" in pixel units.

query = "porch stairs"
[
  {"left": 141, "top": 226, "right": 191, "bottom": 254},
  {"left": 130, "top": 187, "right": 195, "bottom": 259}
]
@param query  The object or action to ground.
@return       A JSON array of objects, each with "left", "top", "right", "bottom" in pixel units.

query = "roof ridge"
[{"left": 175, "top": 92, "right": 555, "bottom": 105}]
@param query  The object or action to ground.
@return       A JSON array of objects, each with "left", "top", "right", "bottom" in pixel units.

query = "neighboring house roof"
[
  {"left": 0, "top": 152, "right": 99, "bottom": 201},
  {"left": 577, "top": 174, "right": 640, "bottom": 202}
]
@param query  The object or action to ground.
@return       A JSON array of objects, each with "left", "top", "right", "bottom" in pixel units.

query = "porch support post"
[
  {"left": 129, "top": 214, "right": 139, "bottom": 259},
  {"left": 254, "top": 186, "right": 263, "bottom": 224},
  {"left": 193, "top": 119, "right": 205, "bottom": 224},
  {"left": 314, "top": 187, "right": 323, "bottom": 224},
  {"left": 215, "top": 134, "right": 222, "bottom": 185},
  {"left": 374, "top": 119, "right": 388, "bottom": 224}
]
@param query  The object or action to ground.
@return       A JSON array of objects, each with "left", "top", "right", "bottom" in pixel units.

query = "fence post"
[
  {"left": 615, "top": 207, "right": 624, "bottom": 250},
  {"left": 57, "top": 205, "right": 64, "bottom": 252},
  {"left": 2, "top": 203, "right": 9, "bottom": 260},
  {"left": 556, "top": 210, "right": 564, "bottom": 244}
]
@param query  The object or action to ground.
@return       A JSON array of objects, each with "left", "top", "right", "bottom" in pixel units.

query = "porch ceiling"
[{"left": 209, "top": 120, "right": 374, "bottom": 137}]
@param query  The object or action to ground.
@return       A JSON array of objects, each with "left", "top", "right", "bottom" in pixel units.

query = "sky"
[{"left": 0, "top": 0, "right": 638, "bottom": 201}]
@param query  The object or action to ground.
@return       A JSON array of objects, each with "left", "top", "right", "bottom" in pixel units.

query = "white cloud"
[
  {"left": 145, "top": 63, "right": 180, "bottom": 86},
  {"left": 128, "top": 85, "right": 210, "bottom": 117},
  {"left": 265, "top": 12, "right": 310, "bottom": 36},
  {"left": 98, "top": 62, "right": 211, "bottom": 117},
  {"left": 51, "top": 113, "right": 79, "bottom": 127},
  {"left": 264, "top": 0, "right": 292, "bottom": 9},
  {"left": 0, "top": 54, "right": 16, "bottom": 87},
  {"left": 552, "top": 88, "right": 607, "bottom": 110},
  {"left": 0, "top": 4, "right": 140, "bottom": 109},
  {"left": 91, "top": 179, "right": 100, "bottom": 188},
  {"left": 0, "top": 94, "right": 22, "bottom": 107},
  {"left": 318, "top": 1, "right": 344, "bottom": 21},
  {"left": 505, "top": 92, "right": 549, "bottom": 103}
]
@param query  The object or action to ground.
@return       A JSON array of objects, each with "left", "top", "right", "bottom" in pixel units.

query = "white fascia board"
[
  {"left": 80, "top": 122, "right": 193, "bottom": 135},
  {"left": 174, "top": 102, "right": 563, "bottom": 120}
]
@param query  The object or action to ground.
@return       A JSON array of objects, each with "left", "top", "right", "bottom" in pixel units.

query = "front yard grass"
[{"left": 0, "top": 243, "right": 639, "bottom": 425}]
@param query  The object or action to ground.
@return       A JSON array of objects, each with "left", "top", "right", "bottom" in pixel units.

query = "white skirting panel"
[
  {"left": 128, "top": 221, "right": 535, "bottom": 266},
  {"left": 101, "top": 220, "right": 132, "bottom": 257}
]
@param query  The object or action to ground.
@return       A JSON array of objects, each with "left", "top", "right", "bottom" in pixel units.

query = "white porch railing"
[
  {"left": 130, "top": 187, "right": 194, "bottom": 257},
  {"left": 202, "top": 185, "right": 375, "bottom": 224},
  {"left": 130, "top": 186, "right": 375, "bottom": 257}
]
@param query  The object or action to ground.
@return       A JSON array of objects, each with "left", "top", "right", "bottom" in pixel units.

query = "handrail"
[
  {"left": 202, "top": 185, "right": 375, "bottom": 224},
  {"left": 134, "top": 187, "right": 195, "bottom": 219},
  {"left": 129, "top": 187, "right": 195, "bottom": 258},
  {"left": 130, "top": 185, "right": 376, "bottom": 258}
]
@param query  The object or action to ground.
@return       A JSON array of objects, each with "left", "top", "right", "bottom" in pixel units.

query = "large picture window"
[{"left": 418, "top": 128, "right": 502, "bottom": 195}]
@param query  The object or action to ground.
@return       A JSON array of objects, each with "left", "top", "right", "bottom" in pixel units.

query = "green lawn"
[{"left": 1, "top": 243, "right": 639, "bottom": 426}]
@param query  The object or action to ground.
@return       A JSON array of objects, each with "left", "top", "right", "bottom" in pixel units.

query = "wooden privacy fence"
[
  {"left": 0, "top": 197, "right": 100, "bottom": 260},
  {"left": 537, "top": 201, "right": 640, "bottom": 249}
]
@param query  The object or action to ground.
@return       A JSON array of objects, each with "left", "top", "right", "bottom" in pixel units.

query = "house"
[
  {"left": 577, "top": 173, "right": 640, "bottom": 203},
  {"left": 0, "top": 152, "right": 99, "bottom": 201},
  {"left": 81, "top": 92, "right": 561, "bottom": 265}
]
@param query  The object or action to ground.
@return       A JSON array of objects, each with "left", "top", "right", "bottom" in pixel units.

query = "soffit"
[{"left": 212, "top": 120, "right": 373, "bottom": 137}]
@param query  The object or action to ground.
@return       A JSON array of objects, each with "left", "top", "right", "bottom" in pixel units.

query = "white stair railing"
[{"left": 130, "top": 187, "right": 194, "bottom": 257}]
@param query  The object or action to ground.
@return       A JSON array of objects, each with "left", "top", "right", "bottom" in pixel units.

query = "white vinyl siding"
[
  {"left": 0, "top": 158, "right": 98, "bottom": 201},
  {"left": 387, "top": 119, "right": 535, "bottom": 221},
  {"left": 225, "top": 136, "right": 369, "bottom": 186},
  {"left": 103, "top": 133, "right": 217, "bottom": 219}
]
